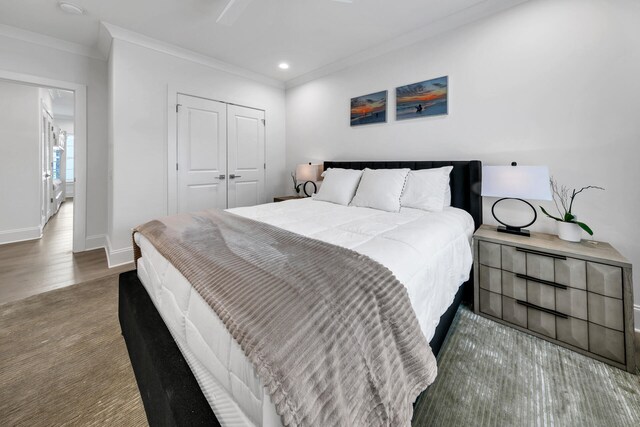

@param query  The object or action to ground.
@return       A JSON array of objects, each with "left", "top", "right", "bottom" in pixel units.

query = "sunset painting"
[
  {"left": 396, "top": 76, "right": 448, "bottom": 120},
  {"left": 350, "top": 90, "right": 387, "bottom": 126}
]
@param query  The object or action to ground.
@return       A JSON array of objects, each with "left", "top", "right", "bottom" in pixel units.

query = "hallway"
[{"left": 0, "top": 200, "right": 131, "bottom": 305}]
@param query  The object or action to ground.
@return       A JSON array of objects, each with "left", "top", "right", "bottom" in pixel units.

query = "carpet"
[
  {"left": 413, "top": 307, "right": 640, "bottom": 426},
  {"left": 0, "top": 275, "right": 147, "bottom": 426},
  {"left": 1, "top": 275, "right": 638, "bottom": 426}
]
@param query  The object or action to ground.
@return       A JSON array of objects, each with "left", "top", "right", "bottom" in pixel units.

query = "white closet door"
[
  {"left": 177, "top": 94, "right": 227, "bottom": 213},
  {"left": 227, "top": 105, "right": 265, "bottom": 209}
]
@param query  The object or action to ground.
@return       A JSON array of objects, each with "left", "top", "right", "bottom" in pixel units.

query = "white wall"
[
  {"left": 0, "top": 81, "right": 40, "bottom": 243},
  {"left": 40, "top": 88, "right": 53, "bottom": 116},
  {"left": 56, "top": 118, "right": 74, "bottom": 134},
  {"left": 286, "top": 0, "right": 640, "bottom": 322},
  {"left": 0, "top": 34, "right": 109, "bottom": 245},
  {"left": 107, "top": 39, "right": 287, "bottom": 264}
]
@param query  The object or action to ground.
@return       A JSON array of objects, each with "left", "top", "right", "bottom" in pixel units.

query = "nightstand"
[
  {"left": 473, "top": 225, "right": 636, "bottom": 373},
  {"left": 273, "top": 195, "right": 304, "bottom": 202}
]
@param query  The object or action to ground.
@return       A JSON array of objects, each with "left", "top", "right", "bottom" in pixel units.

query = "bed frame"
[{"left": 119, "top": 160, "right": 482, "bottom": 426}]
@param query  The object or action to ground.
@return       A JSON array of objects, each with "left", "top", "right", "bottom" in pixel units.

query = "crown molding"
[
  {"left": 0, "top": 23, "right": 103, "bottom": 60},
  {"left": 285, "top": 0, "right": 529, "bottom": 89},
  {"left": 101, "top": 22, "right": 285, "bottom": 90},
  {"left": 97, "top": 23, "right": 113, "bottom": 60}
]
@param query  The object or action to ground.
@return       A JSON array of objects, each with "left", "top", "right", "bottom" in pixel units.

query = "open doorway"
[
  {"left": 0, "top": 72, "right": 127, "bottom": 305},
  {"left": 0, "top": 81, "right": 75, "bottom": 245},
  {"left": 0, "top": 75, "right": 128, "bottom": 304},
  {"left": 42, "top": 88, "right": 75, "bottom": 233},
  {"left": 0, "top": 70, "right": 87, "bottom": 255}
]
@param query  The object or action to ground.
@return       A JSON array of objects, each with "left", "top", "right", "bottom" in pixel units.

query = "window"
[
  {"left": 53, "top": 148, "right": 63, "bottom": 180},
  {"left": 66, "top": 134, "right": 74, "bottom": 182}
]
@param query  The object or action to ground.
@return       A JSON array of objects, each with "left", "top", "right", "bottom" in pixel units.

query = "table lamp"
[
  {"left": 295, "top": 163, "right": 322, "bottom": 197},
  {"left": 482, "top": 162, "right": 551, "bottom": 236}
]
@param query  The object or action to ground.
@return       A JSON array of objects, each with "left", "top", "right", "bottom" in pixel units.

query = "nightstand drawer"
[
  {"left": 479, "top": 289, "right": 502, "bottom": 319},
  {"left": 502, "top": 271, "right": 526, "bottom": 300},
  {"left": 525, "top": 252, "right": 555, "bottom": 282},
  {"left": 479, "top": 264, "right": 501, "bottom": 294},
  {"left": 502, "top": 296, "right": 527, "bottom": 328},
  {"left": 587, "top": 293, "right": 624, "bottom": 331},
  {"left": 527, "top": 281, "right": 555, "bottom": 311},
  {"left": 527, "top": 306, "right": 556, "bottom": 339},
  {"left": 555, "top": 258, "right": 586, "bottom": 290},
  {"left": 589, "top": 323, "right": 625, "bottom": 364},
  {"left": 479, "top": 241, "right": 501, "bottom": 268},
  {"left": 555, "top": 287, "right": 587, "bottom": 320},
  {"left": 587, "top": 262, "right": 622, "bottom": 299},
  {"left": 557, "top": 317, "right": 589, "bottom": 350},
  {"left": 501, "top": 245, "right": 525, "bottom": 274}
]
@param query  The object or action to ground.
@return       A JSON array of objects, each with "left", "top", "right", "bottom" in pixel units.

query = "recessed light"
[
  {"left": 59, "top": 2, "right": 84, "bottom": 15},
  {"left": 278, "top": 62, "right": 290, "bottom": 70}
]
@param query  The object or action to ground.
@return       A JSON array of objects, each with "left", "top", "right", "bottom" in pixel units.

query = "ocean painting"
[
  {"left": 395, "top": 76, "right": 448, "bottom": 121},
  {"left": 350, "top": 90, "right": 387, "bottom": 126}
]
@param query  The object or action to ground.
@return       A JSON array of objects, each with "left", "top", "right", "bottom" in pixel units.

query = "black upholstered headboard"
[{"left": 323, "top": 160, "right": 483, "bottom": 230}]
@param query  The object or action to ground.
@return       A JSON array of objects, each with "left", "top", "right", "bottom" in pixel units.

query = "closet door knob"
[
  {"left": 229, "top": 174, "right": 242, "bottom": 179},
  {"left": 217, "top": 174, "right": 226, "bottom": 180}
]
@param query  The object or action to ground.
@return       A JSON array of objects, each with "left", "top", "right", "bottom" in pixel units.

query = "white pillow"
[
  {"left": 400, "top": 166, "right": 453, "bottom": 211},
  {"left": 313, "top": 168, "right": 363, "bottom": 206},
  {"left": 444, "top": 186, "right": 452, "bottom": 207},
  {"left": 350, "top": 168, "right": 410, "bottom": 212}
]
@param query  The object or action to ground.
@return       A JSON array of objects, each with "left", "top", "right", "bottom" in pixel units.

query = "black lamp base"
[
  {"left": 497, "top": 225, "right": 531, "bottom": 237},
  {"left": 295, "top": 181, "right": 317, "bottom": 197},
  {"left": 491, "top": 197, "right": 537, "bottom": 238}
]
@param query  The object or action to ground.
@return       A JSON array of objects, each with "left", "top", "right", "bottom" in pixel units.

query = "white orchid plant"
[{"left": 539, "top": 177, "right": 604, "bottom": 236}]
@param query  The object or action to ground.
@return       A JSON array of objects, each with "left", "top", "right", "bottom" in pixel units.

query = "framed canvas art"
[
  {"left": 396, "top": 76, "right": 448, "bottom": 120},
  {"left": 350, "top": 90, "right": 387, "bottom": 126}
]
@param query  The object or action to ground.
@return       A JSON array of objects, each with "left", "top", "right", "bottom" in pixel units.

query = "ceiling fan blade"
[{"left": 216, "top": 0, "right": 254, "bottom": 26}]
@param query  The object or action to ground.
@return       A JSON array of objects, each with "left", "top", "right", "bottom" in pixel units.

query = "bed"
[{"left": 119, "top": 160, "right": 482, "bottom": 427}]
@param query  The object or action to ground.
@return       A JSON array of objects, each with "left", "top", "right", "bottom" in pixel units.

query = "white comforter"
[
  {"left": 230, "top": 198, "right": 474, "bottom": 338},
  {"left": 135, "top": 198, "right": 474, "bottom": 427}
]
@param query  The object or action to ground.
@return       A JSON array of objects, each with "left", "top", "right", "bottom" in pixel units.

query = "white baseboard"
[
  {"left": 0, "top": 226, "right": 42, "bottom": 245},
  {"left": 85, "top": 234, "right": 106, "bottom": 250},
  {"left": 105, "top": 234, "right": 134, "bottom": 268}
]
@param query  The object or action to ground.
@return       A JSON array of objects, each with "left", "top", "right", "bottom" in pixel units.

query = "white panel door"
[
  {"left": 42, "top": 113, "right": 53, "bottom": 226},
  {"left": 227, "top": 104, "right": 265, "bottom": 209},
  {"left": 177, "top": 94, "right": 227, "bottom": 213}
]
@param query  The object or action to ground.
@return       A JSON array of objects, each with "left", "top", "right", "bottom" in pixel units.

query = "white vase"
[{"left": 557, "top": 221, "right": 582, "bottom": 242}]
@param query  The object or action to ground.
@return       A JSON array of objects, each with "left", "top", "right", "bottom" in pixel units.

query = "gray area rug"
[
  {"left": 2, "top": 275, "right": 638, "bottom": 426},
  {"left": 413, "top": 306, "right": 640, "bottom": 426}
]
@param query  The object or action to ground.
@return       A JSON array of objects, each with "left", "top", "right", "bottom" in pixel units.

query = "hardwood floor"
[{"left": 0, "top": 200, "right": 132, "bottom": 305}]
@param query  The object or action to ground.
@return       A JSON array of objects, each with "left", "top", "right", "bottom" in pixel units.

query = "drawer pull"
[
  {"left": 516, "top": 273, "right": 568, "bottom": 290},
  {"left": 516, "top": 247, "right": 567, "bottom": 260},
  {"left": 516, "top": 300, "right": 568, "bottom": 319}
]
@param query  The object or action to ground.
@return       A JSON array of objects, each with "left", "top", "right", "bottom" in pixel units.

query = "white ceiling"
[{"left": 0, "top": 0, "right": 526, "bottom": 83}]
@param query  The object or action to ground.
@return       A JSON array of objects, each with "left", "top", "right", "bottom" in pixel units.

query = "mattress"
[{"left": 135, "top": 198, "right": 474, "bottom": 427}]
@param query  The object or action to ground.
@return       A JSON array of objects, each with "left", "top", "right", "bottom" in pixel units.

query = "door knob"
[
  {"left": 218, "top": 174, "right": 226, "bottom": 180},
  {"left": 229, "top": 174, "right": 242, "bottom": 179},
  {"left": 44, "top": 173, "right": 51, "bottom": 178}
]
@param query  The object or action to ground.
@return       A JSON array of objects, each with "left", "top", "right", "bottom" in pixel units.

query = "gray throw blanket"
[{"left": 133, "top": 209, "right": 437, "bottom": 426}]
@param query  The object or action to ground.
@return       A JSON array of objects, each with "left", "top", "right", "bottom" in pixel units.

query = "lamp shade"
[
  {"left": 295, "top": 163, "right": 322, "bottom": 182},
  {"left": 482, "top": 165, "right": 551, "bottom": 201}
]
